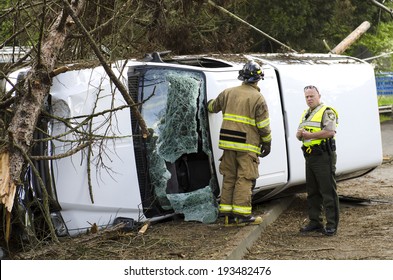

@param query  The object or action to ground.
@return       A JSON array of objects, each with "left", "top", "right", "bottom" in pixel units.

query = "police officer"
[
  {"left": 207, "top": 61, "right": 272, "bottom": 226},
  {"left": 296, "top": 85, "right": 339, "bottom": 236}
]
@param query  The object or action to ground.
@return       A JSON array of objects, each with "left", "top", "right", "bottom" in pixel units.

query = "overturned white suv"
[{"left": 7, "top": 52, "right": 383, "bottom": 237}]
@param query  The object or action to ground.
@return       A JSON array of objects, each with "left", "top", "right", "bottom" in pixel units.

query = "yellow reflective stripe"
[
  {"left": 223, "top": 113, "right": 256, "bottom": 126},
  {"left": 262, "top": 134, "right": 271, "bottom": 142},
  {"left": 256, "top": 118, "right": 270, "bottom": 129},
  {"left": 302, "top": 121, "right": 321, "bottom": 128},
  {"left": 219, "top": 204, "right": 233, "bottom": 213},
  {"left": 207, "top": 100, "right": 215, "bottom": 112},
  {"left": 303, "top": 139, "right": 323, "bottom": 147},
  {"left": 219, "top": 140, "right": 260, "bottom": 154},
  {"left": 232, "top": 205, "right": 252, "bottom": 216}
]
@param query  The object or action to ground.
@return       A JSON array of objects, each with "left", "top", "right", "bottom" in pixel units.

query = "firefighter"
[
  {"left": 207, "top": 60, "right": 272, "bottom": 226},
  {"left": 296, "top": 85, "right": 339, "bottom": 236}
]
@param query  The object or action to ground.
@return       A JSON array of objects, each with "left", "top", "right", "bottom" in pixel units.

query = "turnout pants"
[
  {"left": 305, "top": 151, "right": 339, "bottom": 229},
  {"left": 218, "top": 150, "right": 259, "bottom": 217}
]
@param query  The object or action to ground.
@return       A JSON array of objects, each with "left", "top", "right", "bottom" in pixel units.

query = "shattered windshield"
[{"left": 139, "top": 68, "right": 218, "bottom": 223}]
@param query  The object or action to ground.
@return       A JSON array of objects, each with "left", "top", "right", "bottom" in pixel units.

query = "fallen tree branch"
[
  {"left": 363, "top": 51, "right": 393, "bottom": 61},
  {"left": 61, "top": 0, "right": 150, "bottom": 139},
  {"left": 30, "top": 141, "right": 91, "bottom": 160},
  {"left": 330, "top": 21, "right": 371, "bottom": 55},
  {"left": 284, "top": 247, "right": 335, "bottom": 252},
  {"left": 14, "top": 222, "right": 126, "bottom": 259}
]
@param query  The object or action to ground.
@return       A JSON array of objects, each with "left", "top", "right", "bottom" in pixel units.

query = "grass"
[
  {"left": 378, "top": 95, "right": 393, "bottom": 106},
  {"left": 378, "top": 95, "right": 393, "bottom": 123}
]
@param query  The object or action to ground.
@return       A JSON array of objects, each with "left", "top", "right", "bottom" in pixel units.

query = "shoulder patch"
[{"left": 328, "top": 112, "right": 336, "bottom": 121}]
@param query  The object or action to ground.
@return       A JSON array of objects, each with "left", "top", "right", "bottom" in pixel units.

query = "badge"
[{"left": 328, "top": 112, "right": 335, "bottom": 120}]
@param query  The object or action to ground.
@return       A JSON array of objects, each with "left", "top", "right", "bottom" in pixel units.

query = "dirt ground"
[
  {"left": 10, "top": 159, "right": 393, "bottom": 260},
  {"left": 245, "top": 160, "right": 393, "bottom": 260}
]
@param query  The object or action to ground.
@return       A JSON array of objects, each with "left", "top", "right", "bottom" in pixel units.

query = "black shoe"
[
  {"left": 324, "top": 228, "right": 337, "bottom": 236},
  {"left": 299, "top": 224, "right": 324, "bottom": 233}
]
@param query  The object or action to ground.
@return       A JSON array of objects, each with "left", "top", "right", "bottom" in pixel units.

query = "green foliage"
[
  {"left": 0, "top": 0, "right": 393, "bottom": 65},
  {"left": 0, "top": 0, "right": 13, "bottom": 43},
  {"left": 379, "top": 114, "right": 391, "bottom": 123},
  {"left": 0, "top": 0, "right": 44, "bottom": 48},
  {"left": 359, "top": 22, "right": 393, "bottom": 71},
  {"left": 378, "top": 95, "right": 393, "bottom": 123},
  {"left": 241, "top": 0, "right": 390, "bottom": 54},
  {"left": 378, "top": 95, "right": 393, "bottom": 106},
  {"left": 242, "top": 0, "right": 337, "bottom": 52}
]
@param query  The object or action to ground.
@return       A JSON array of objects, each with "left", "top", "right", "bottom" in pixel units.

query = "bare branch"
[
  {"left": 61, "top": 0, "right": 150, "bottom": 138},
  {"left": 368, "top": 0, "right": 393, "bottom": 18},
  {"left": 30, "top": 141, "right": 91, "bottom": 160}
]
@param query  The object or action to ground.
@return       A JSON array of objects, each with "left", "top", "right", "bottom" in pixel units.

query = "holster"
[
  {"left": 324, "top": 138, "right": 336, "bottom": 155},
  {"left": 327, "top": 138, "right": 336, "bottom": 152}
]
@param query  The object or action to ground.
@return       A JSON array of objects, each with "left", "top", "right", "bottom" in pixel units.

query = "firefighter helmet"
[{"left": 238, "top": 61, "right": 264, "bottom": 83}]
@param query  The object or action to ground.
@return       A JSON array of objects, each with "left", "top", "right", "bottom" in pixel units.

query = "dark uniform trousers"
[
  {"left": 305, "top": 150, "right": 339, "bottom": 229},
  {"left": 219, "top": 150, "right": 259, "bottom": 216}
]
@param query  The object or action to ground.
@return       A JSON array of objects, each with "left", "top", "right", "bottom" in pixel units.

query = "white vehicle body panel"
[{"left": 49, "top": 66, "right": 143, "bottom": 234}]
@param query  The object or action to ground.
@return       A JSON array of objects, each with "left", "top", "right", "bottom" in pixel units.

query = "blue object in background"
[{"left": 376, "top": 72, "right": 393, "bottom": 95}]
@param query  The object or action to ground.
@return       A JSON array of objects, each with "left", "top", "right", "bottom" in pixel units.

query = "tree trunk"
[
  {"left": 5, "top": 1, "right": 85, "bottom": 212},
  {"left": 330, "top": 21, "right": 371, "bottom": 55}
]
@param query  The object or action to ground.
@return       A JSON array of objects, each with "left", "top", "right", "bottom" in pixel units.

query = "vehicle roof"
[
  {"left": 247, "top": 53, "right": 365, "bottom": 66},
  {"left": 159, "top": 52, "right": 367, "bottom": 69}
]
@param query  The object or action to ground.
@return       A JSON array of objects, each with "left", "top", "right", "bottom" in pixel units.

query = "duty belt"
[
  {"left": 302, "top": 144, "right": 324, "bottom": 156},
  {"left": 302, "top": 139, "right": 335, "bottom": 157}
]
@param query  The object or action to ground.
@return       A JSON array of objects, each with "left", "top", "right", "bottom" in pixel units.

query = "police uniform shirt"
[{"left": 322, "top": 108, "right": 337, "bottom": 132}]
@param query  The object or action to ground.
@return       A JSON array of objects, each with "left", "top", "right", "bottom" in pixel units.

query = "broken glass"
[
  {"left": 145, "top": 134, "right": 172, "bottom": 210},
  {"left": 140, "top": 68, "right": 218, "bottom": 223},
  {"left": 157, "top": 73, "right": 199, "bottom": 163},
  {"left": 167, "top": 186, "right": 218, "bottom": 223}
]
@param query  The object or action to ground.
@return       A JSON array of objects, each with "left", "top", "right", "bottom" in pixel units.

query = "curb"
[{"left": 223, "top": 195, "right": 295, "bottom": 260}]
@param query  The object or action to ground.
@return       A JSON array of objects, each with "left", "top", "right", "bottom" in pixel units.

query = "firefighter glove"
[{"left": 260, "top": 142, "right": 271, "bottom": 158}]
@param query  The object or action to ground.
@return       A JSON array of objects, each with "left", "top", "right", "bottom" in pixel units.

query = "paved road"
[{"left": 381, "top": 120, "right": 393, "bottom": 157}]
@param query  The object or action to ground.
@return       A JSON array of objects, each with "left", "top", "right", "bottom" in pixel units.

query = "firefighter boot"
[
  {"left": 224, "top": 215, "right": 237, "bottom": 227},
  {"left": 236, "top": 215, "right": 263, "bottom": 226}
]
